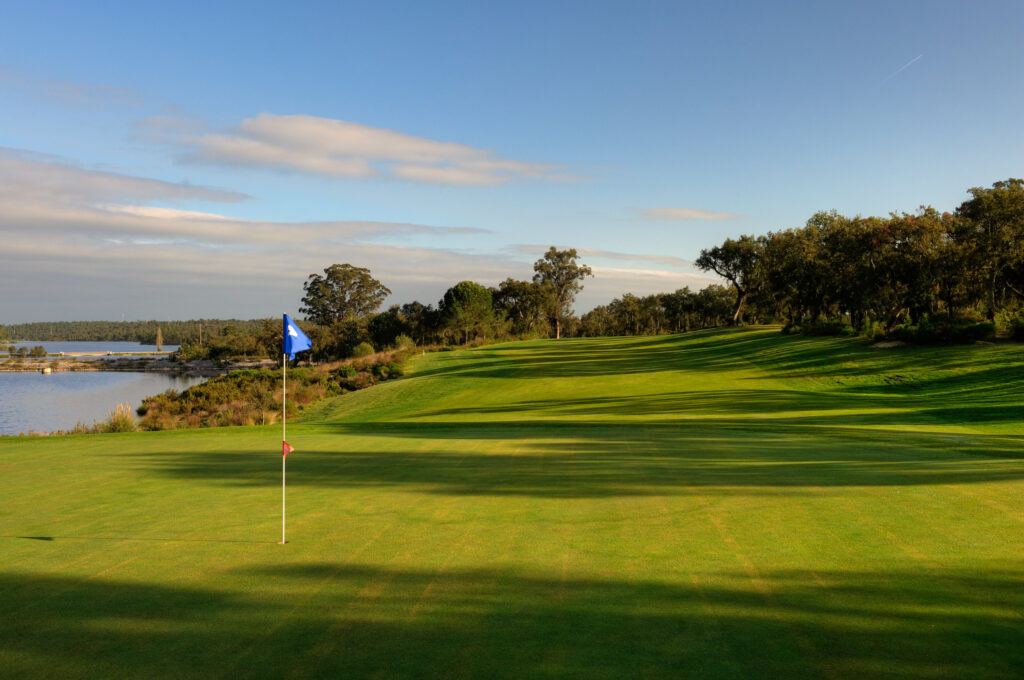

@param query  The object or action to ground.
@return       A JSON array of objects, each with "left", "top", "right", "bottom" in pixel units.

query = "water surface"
[
  {"left": 0, "top": 372, "right": 205, "bottom": 435},
  {"left": 5, "top": 341, "right": 178, "bottom": 357}
]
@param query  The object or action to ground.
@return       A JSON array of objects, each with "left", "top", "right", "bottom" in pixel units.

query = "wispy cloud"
[
  {"left": 634, "top": 207, "right": 743, "bottom": 222},
  {"left": 183, "top": 113, "right": 569, "bottom": 186},
  {"left": 0, "top": 147, "right": 506, "bottom": 320},
  {"left": 507, "top": 244, "right": 694, "bottom": 269},
  {"left": 0, "top": 149, "right": 487, "bottom": 248},
  {"left": 882, "top": 54, "right": 923, "bottom": 83},
  {"left": 0, "top": 147, "right": 248, "bottom": 205},
  {"left": 0, "top": 67, "right": 144, "bottom": 109},
  {"left": 0, "top": 147, "right": 713, "bottom": 320}
]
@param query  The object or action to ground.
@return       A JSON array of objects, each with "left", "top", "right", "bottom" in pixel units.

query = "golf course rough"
[{"left": 1, "top": 327, "right": 1022, "bottom": 679}]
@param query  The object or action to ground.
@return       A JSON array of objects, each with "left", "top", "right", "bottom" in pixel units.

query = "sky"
[{"left": 1, "top": 0, "right": 1021, "bottom": 322}]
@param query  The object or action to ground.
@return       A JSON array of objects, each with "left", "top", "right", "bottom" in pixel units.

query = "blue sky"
[{"left": 1, "top": 0, "right": 1021, "bottom": 322}]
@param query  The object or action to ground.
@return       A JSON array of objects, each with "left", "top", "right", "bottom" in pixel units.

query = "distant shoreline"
[{"left": 0, "top": 356, "right": 275, "bottom": 376}]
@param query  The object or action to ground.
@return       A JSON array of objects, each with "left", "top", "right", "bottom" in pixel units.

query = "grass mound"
[{"left": 2, "top": 327, "right": 1022, "bottom": 678}]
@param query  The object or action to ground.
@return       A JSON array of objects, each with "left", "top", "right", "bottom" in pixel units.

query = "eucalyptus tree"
[
  {"left": 300, "top": 264, "right": 391, "bottom": 325},
  {"left": 532, "top": 247, "right": 593, "bottom": 339}
]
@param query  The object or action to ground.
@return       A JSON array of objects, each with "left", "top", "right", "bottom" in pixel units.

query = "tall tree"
[
  {"left": 955, "top": 179, "right": 1024, "bottom": 319},
  {"left": 696, "top": 235, "right": 764, "bottom": 324},
  {"left": 439, "top": 281, "right": 494, "bottom": 344},
  {"left": 532, "top": 247, "right": 593, "bottom": 339},
  {"left": 300, "top": 264, "right": 391, "bottom": 325}
]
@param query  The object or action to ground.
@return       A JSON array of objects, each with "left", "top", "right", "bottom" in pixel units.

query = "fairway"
[{"left": 2, "top": 327, "right": 1023, "bottom": 679}]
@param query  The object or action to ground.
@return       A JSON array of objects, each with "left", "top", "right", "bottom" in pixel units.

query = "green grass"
[{"left": 2, "top": 326, "right": 1023, "bottom": 679}]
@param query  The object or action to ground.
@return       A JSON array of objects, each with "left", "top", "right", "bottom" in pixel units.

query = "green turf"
[{"left": 2, "top": 327, "right": 1023, "bottom": 679}]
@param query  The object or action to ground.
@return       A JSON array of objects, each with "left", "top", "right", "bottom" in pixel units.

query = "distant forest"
[{"left": 3, "top": 319, "right": 268, "bottom": 345}]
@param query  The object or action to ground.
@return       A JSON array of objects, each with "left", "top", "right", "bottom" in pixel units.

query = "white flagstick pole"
[{"left": 282, "top": 351, "right": 287, "bottom": 544}]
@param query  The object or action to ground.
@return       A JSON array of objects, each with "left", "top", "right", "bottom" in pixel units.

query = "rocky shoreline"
[{"left": 0, "top": 356, "right": 277, "bottom": 376}]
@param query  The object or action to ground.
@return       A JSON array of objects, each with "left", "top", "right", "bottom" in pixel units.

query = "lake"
[
  {"left": 0, "top": 372, "right": 205, "bottom": 435},
  {"left": 5, "top": 340, "right": 179, "bottom": 357}
]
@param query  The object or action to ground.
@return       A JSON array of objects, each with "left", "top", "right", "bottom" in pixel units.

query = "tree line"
[
  {"left": 693, "top": 179, "right": 1024, "bottom": 340},
  {"left": 2, "top": 319, "right": 268, "bottom": 345},
  {"left": 295, "top": 246, "right": 756, "bottom": 360},
  {"left": 9, "top": 179, "right": 1020, "bottom": 361},
  {"left": 295, "top": 247, "right": 595, "bottom": 361}
]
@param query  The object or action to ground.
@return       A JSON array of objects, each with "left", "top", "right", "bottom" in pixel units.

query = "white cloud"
[
  {"left": 579, "top": 266, "right": 720, "bottom": 306},
  {"left": 508, "top": 245, "right": 695, "bottom": 269},
  {"left": 0, "top": 147, "right": 716, "bottom": 321},
  {"left": 0, "top": 148, "right": 505, "bottom": 320},
  {"left": 635, "top": 207, "right": 743, "bottom": 221},
  {"left": 0, "top": 147, "right": 248, "bottom": 205},
  {"left": 186, "top": 113, "right": 566, "bottom": 185}
]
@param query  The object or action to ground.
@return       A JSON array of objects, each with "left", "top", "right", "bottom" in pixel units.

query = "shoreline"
[{"left": 0, "top": 356, "right": 276, "bottom": 376}]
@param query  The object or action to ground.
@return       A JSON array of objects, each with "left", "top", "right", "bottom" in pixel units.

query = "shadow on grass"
[
  {"left": 413, "top": 329, "right": 783, "bottom": 380},
  {"left": 416, "top": 328, "right": 1024, "bottom": 398},
  {"left": 128, "top": 418, "right": 1024, "bottom": 497},
  {"left": 413, "top": 388, "right": 1024, "bottom": 426},
  {"left": 2, "top": 564, "right": 1022, "bottom": 679},
  {"left": 120, "top": 328, "right": 1023, "bottom": 497},
  {"left": 8, "top": 535, "right": 275, "bottom": 544}
]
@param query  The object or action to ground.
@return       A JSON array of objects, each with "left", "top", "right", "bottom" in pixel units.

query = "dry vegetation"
[{"left": 136, "top": 350, "right": 409, "bottom": 430}]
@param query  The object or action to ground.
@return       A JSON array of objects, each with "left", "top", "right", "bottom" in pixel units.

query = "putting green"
[{"left": 2, "top": 327, "right": 1023, "bottom": 679}]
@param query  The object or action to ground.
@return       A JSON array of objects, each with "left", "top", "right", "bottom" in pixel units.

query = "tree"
[
  {"left": 532, "top": 247, "right": 593, "bottom": 339},
  {"left": 580, "top": 305, "right": 612, "bottom": 336},
  {"left": 439, "top": 281, "right": 494, "bottom": 344},
  {"left": 955, "top": 179, "right": 1024, "bottom": 319},
  {"left": 155, "top": 326, "right": 163, "bottom": 352},
  {"left": 398, "top": 301, "right": 441, "bottom": 345},
  {"left": 660, "top": 288, "right": 694, "bottom": 332},
  {"left": 608, "top": 293, "right": 642, "bottom": 335},
  {"left": 309, "top": 319, "right": 365, "bottom": 361},
  {"left": 300, "top": 264, "right": 391, "bottom": 325},
  {"left": 695, "top": 235, "right": 764, "bottom": 324},
  {"left": 368, "top": 305, "right": 412, "bottom": 348},
  {"left": 493, "top": 278, "right": 552, "bottom": 337}
]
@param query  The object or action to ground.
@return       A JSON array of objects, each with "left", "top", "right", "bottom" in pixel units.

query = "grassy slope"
[{"left": 1, "top": 327, "right": 1023, "bottom": 679}]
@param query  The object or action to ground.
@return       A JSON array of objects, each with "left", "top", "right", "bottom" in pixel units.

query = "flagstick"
[{"left": 281, "top": 352, "right": 287, "bottom": 545}]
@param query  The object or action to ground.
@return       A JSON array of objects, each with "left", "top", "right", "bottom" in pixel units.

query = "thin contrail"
[{"left": 882, "top": 54, "right": 923, "bottom": 83}]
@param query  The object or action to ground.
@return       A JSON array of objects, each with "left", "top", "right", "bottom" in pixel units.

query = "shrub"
[
  {"left": 134, "top": 350, "right": 407, "bottom": 432},
  {"left": 394, "top": 334, "right": 415, "bottom": 350},
  {"left": 352, "top": 342, "right": 376, "bottom": 358},
  {"left": 888, "top": 321, "right": 995, "bottom": 344},
  {"left": 99, "top": 402, "right": 137, "bottom": 433},
  {"left": 1011, "top": 318, "right": 1024, "bottom": 341},
  {"left": 69, "top": 421, "right": 92, "bottom": 435},
  {"left": 173, "top": 342, "right": 209, "bottom": 362},
  {"left": 332, "top": 364, "right": 357, "bottom": 379}
]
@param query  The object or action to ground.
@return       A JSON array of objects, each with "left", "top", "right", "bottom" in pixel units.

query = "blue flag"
[{"left": 283, "top": 314, "right": 312, "bottom": 360}]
